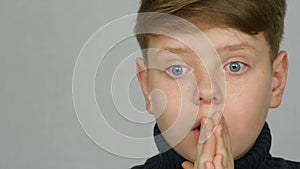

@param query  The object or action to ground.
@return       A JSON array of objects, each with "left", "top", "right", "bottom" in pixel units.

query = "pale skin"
[{"left": 136, "top": 28, "right": 288, "bottom": 169}]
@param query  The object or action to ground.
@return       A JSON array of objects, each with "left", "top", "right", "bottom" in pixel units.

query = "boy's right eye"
[{"left": 165, "top": 65, "right": 190, "bottom": 78}]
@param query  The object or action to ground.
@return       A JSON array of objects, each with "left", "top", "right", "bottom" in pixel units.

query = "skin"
[{"left": 136, "top": 28, "right": 288, "bottom": 169}]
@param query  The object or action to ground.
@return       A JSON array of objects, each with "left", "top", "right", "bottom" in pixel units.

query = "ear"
[
  {"left": 269, "top": 51, "right": 288, "bottom": 108},
  {"left": 136, "top": 57, "right": 153, "bottom": 114}
]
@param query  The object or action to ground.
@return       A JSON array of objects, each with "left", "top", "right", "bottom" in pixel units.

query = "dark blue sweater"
[{"left": 132, "top": 123, "right": 300, "bottom": 169}]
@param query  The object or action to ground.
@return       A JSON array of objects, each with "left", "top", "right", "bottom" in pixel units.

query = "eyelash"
[
  {"left": 163, "top": 61, "right": 247, "bottom": 78},
  {"left": 165, "top": 65, "right": 190, "bottom": 78},
  {"left": 224, "top": 61, "right": 248, "bottom": 74}
]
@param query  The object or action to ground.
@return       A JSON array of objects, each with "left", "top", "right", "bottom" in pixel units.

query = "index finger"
[
  {"left": 194, "top": 117, "right": 215, "bottom": 169},
  {"left": 198, "top": 111, "right": 222, "bottom": 143}
]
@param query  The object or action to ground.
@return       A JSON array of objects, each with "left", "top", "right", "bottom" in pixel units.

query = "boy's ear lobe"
[
  {"left": 270, "top": 51, "right": 288, "bottom": 108},
  {"left": 136, "top": 57, "right": 153, "bottom": 114}
]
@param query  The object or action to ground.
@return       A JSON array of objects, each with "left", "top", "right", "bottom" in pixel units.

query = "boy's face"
[{"left": 136, "top": 28, "right": 287, "bottom": 161}]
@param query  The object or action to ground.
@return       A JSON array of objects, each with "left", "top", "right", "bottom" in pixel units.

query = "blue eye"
[
  {"left": 166, "top": 65, "right": 189, "bottom": 77},
  {"left": 225, "top": 62, "right": 247, "bottom": 73}
]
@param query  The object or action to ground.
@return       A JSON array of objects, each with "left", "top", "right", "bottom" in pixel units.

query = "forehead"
[{"left": 147, "top": 28, "right": 268, "bottom": 59}]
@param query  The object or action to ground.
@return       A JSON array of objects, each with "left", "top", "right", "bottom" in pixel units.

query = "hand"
[{"left": 182, "top": 116, "right": 234, "bottom": 169}]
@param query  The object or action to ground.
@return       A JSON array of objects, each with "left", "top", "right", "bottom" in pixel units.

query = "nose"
[{"left": 193, "top": 71, "right": 223, "bottom": 106}]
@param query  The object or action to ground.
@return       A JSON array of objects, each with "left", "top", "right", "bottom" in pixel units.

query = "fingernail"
[
  {"left": 200, "top": 117, "right": 207, "bottom": 124},
  {"left": 199, "top": 117, "right": 215, "bottom": 143},
  {"left": 204, "top": 162, "right": 208, "bottom": 169},
  {"left": 217, "top": 125, "right": 223, "bottom": 137},
  {"left": 221, "top": 155, "right": 224, "bottom": 164},
  {"left": 212, "top": 111, "right": 222, "bottom": 126},
  {"left": 204, "top": 161, "right": 210, "bottom": 169}
]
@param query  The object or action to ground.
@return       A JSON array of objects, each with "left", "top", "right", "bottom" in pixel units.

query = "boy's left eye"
[
  {"left": 166, "top": 65, "right": 189, "bottom": 77},
  {"left": 224, "top": 61, "right": 247, "bottom": 73}
]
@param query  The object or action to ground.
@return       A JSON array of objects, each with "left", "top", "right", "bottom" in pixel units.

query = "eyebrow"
[
  {"left": 216, "top": 42, "right": 256, "bottom": 53},
  {"left": 153, "top": 42, "right": 255, "bottom": 57},
  {"left": 155, "top": 47, "right": 192, "bottom": 55}
]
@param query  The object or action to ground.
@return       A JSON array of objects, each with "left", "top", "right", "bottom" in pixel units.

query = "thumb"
[{"left": 182, "top": 161, "right": 194, "bottom": 169}]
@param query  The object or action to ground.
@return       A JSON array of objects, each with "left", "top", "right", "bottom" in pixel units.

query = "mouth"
[{"left": 192, "top": 119, "right": 202, "bottom": 138}]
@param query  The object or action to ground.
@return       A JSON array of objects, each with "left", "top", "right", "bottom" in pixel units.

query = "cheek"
[
  {"left": 150, "top": 89, "right": 167, "bottom": 118},
  {"left": 224, "top": 76, "right": 272, "bottom": 157},
  {"left": 157, "top": 83, "right": 197, "bottom": 126},
  {"left": 224, "top": 70, "right": 272, "bottom": 122},
  {"left": 152, "top": 83, "right": 182, "bottom": 129}
]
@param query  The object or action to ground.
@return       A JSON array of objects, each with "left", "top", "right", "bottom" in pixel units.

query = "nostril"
[{"left": 195, "top": 89, "right": 223, "bottom": 105}]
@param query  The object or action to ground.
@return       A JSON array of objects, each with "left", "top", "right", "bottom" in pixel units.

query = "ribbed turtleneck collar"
[
  {"left": 234, "top": 123, "right": 271, "bottom": 169},
  {"left": 140, "top": 122, "right": 285, "bottom": 169}
]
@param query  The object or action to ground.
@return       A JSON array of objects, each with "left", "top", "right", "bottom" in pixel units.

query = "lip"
[
  {"left": 192, "top": 118, "right": 202, "bottom": 130},
  {"left": 193, "top": 129, "right": 200, "bottom": 138},
  {"left": 192, "top": 119, "right": 202, "bottom": 138}
]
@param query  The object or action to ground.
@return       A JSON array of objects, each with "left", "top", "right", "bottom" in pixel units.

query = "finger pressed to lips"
[
  {"left": 198, "top": 117, "right": 215, "bottom": 143},
  {"left": 186, "top": 115, "right": 233, "bottom": 169}
]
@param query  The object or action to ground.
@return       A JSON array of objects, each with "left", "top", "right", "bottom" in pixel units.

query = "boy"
[{"left": 132, "top": 0, "right": 300, "bottom": 168}]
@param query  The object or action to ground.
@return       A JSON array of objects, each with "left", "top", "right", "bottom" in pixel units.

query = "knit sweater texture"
[{"left": 132, "top": 123, "right": 300, "bottom": 169}]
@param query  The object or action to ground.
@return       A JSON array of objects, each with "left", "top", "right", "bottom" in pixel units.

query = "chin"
[{"left": 173, "top": 135, "right": 198, "bottom": 162}]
